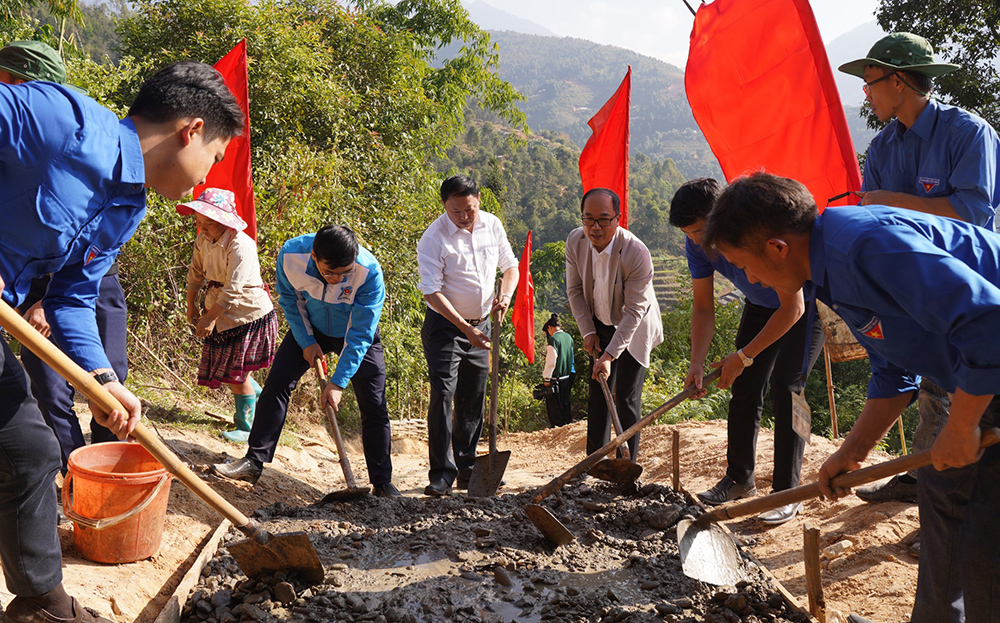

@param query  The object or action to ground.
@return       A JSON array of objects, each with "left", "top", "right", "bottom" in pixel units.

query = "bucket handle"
[{"left": 62, "top": 472, "right": 171, "bottom": 530}]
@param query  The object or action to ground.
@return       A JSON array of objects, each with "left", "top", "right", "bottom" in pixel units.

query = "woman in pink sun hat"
[{"left": 178, "top": 188, "right": 278, "bottom": 443}]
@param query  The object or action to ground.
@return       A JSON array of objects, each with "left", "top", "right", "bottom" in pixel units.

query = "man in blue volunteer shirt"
[
  {"left": 211, "top": 225, "right": 399, "bottom": 497},
  {"left": 1, "top": 61, "right": 241, "bottom": 623},
  {"left": 670, "top": 179, "right": 824, "bottom": 525},
  {"left": 704, "top": 171, "right": 1000, "bottom": 623},
  {"left": 839, "top": 31, "right": 1000, "bottom": 505}
]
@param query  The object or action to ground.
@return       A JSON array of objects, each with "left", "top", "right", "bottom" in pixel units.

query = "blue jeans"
[
  {"left": 19, "top": 273, "right": 128, "bottom": 472},
  {"left": 912, "top": 397, "right": 1000, "bottom": 623},
  {"left": 0, "top": 339, "right": 63, "bottom": 596}
]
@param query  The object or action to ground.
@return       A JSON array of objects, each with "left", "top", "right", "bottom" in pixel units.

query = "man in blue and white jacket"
[{"left": 212, "top": 225, "right": 398, "bottom": 497}]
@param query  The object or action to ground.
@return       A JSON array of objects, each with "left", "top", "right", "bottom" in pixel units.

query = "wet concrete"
[{"left": 182, "top": 481, "right": 811, "bottom": 622}]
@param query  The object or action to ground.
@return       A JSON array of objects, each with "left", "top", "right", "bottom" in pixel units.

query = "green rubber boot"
[
  {"left": 223, "top": 393, "right": 256, "bottom": 443},
  {"left": 249, "top": 376, "right": 262, "bottom": 399}
]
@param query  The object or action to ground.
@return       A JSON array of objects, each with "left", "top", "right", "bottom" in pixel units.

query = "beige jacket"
[
  {"left": 565, "top": 227, "right": 663, "bottom": 367},
  {"left": 187, "top": 228, "right": 273, "bottom": 332}
]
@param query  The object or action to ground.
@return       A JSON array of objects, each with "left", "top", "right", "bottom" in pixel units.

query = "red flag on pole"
[
  {"left": 685, "top": 0, "right": 861, "bottom": 211},
  {"left": 195, "top": 39, "right": 257, "bottom": 239},
  {"left": 579, "top": 66, "right": 631, "bottom": 229},
  {"left": 511, "top": 231, "right": 535, "bottom": 364}
]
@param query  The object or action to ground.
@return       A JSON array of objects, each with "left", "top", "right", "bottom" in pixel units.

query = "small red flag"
[
  {"left": 685, "top": 0, "right": 861, "bottom": 211},
  {"left": 195, "top": 39, "right": 257, "bottom": 239},
  {"left": 579, "top": 66, "right": 631, "bottom": 229},
  {"left": 511, "top": 231, "right": 535, "bottom": 364}
]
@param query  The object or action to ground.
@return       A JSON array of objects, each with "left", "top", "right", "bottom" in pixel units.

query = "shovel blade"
[
  {"left": 676, "top": 518, "right": 747, "bottom": 586},
  {"left": 588, "top": 458, "right": 643, "bottom": 484},
  {"left": 467, "top": 450, "right": 511, "bottom": 498},
  {"left": 228, "top": 530, "right": 325, "bottom": 584},
  {"left": 318, "top": 486, "right": 371, "bottom": 504},
  {"left": 525, "top": 503, "right": 575, "bottom": 546}
]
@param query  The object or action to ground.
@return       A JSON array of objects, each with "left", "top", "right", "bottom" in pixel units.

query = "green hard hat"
[
  {"left": 0, "top": 40, "right": 67, "bottom": 83},
  {"left": 839, "top": 32, "right": 960, "bottom": 78}
]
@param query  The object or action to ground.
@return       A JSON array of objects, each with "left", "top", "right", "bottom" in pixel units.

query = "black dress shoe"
[
  {"left": 210, "top": 457, "right": 263, "bottom": 484},
  {"left": 423, "top": 479, "right": 452, "bottom": 497},
  {"left": 373, "top": 482, "right": 402, "bottom": 498}
]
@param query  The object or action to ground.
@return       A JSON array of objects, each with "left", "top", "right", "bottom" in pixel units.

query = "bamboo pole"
[{"left": 823, "top": 345, "right": 838, "bottom": 438}]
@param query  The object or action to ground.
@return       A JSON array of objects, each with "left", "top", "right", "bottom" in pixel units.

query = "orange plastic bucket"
[{"left": 63, "top": 441, "right": 172, "bottom": 564}]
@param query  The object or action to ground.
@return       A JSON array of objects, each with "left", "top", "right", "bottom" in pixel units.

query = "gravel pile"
[{"left": 182, "top": 480, "right": 811, "bottom": 623}]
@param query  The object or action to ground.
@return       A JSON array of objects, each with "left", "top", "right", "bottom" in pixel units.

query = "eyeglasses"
[
  {"left": 862, "top": 71, "right": 896, "bottom": 96},
  {"left": 318, "top": 265, "right": 356, "bottom": 281},
  {"left": 826, "top": 190, "right": 862, "bottom": 206},
  {"left": 582, "top": 214, "right": 620, "bottom": 228}
]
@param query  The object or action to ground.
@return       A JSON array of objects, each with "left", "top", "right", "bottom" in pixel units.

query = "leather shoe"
[
  {"left": 423, "top": 479, "right": 451, "bottom": 497},
  {"left": 3, "top": 597, "right": 112, "bottom": 623},
  {"left": 856, "top": 474, "right": 917, "bottom": 503},
  {"left": 210, "top": 457, "right": 263, "bottom": 485},
  {"left": 847, "top": 615, "right": 878, "bottom": 623},
  {"left": 757, "top": 502, "right": 801, "bottom": 525},
  {"left": 373, "top": 482, "right": 402, "bottom": 498},
  {"left": 697, "top": 476, "right": 757, "bottom": 506}
]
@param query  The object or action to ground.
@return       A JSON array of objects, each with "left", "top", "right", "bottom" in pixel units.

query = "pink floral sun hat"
[{"left": 176, "top": 188, "right": 248, "bottom": 231}]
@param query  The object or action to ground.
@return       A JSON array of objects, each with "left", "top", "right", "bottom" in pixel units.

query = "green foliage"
[{"left": 876, "top": 0, "right": 999, "bottom": 128}]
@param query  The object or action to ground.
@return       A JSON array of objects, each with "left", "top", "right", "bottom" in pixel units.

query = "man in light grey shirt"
[{"left": 416, "top": 175, "right": 518, "bottom": 496}]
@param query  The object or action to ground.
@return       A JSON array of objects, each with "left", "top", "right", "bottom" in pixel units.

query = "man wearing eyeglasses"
[
  {"left": 566, "top": 188, "right": 663, "bottom": 460},
  {"left": 212, "top": 225, "right": 400, "bottom": 498},
  {"left": 837, "top": 34, "right": 1000, "bottom": 513},
  {"left": 417, "top": 175, "right": 519, "bottom": 497}
]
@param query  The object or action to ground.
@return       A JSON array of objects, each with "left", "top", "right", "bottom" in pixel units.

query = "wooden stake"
[
  {"left": 804, "top": 523, "right": 826, "bottom": 622},
  {"left": 897, "top": 416, "right": 908, "bottom": 455},
  {"left": 671, "top": 428, "right": 680, "bottom": 492},
  {"left": 823, "top": 345, "right": 838, "bottom": 439}
]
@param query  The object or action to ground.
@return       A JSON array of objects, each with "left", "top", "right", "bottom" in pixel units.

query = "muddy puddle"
[{"left": 182, "top": 480, "right": 810, "bottom": 622}]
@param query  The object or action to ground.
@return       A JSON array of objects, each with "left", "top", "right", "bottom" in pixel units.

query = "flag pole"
[{"left": 679, "top": 0, "right": 697, "bottom": 17}]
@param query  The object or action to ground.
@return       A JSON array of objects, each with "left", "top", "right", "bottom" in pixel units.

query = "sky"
[{"left": 476, "top": 0, "right": 881, "bottom": 69}]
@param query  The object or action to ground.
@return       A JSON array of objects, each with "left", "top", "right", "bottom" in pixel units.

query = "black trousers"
[
  {"left": 422, "top": 309, "right": 489, "bottom": 485},
  {"left": 0, "top": 339, "right": 63, "bottom": 596},
  {"left": 20, "top": 273, "right": 127, "bottom": 472},
  {"left": 587, "top": 319, "right": 646, "bottom": 460},
  {"left": 544, "top": 373, "right": 575, "bottom": 427},
  {"left": 246, "top": 329, "right": 393, "bottom": 486},
  {"left": 726, "top": 301, "right": 825, "bottom": 491}
]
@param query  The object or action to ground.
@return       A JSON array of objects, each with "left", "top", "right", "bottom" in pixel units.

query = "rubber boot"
[
  {"left": 250, "top": 376, "right": 263, "bottom": 399},
  {"left": 223, "top": 394, "right": 256, "bottom": 443}
]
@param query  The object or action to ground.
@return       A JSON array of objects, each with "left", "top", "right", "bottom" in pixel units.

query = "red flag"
[
  {"left": 685, "top": 0, "right": 861, "bottom": 211},
  {"left": 579, "top": 66, "right": 631, "bottom": 228},
  {"left": 511, "top": 231, "right": 535, "bottom": 364},
  {"left": 195, "top": 39, "right": 257, "bottom": 239}
]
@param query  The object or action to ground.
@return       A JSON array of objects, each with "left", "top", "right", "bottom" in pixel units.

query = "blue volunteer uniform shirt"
[
  {"left": 686, "top": 237, "right": 781, "bottom": 308},
  {"left": 0, "top": 82, "right": 146, "bottom": 371},
  {"left": 276, "top": 234, "right": 385, "bottom": 389},
  {"left": 809, "top": 205, "right": 1000, "bottom": 399},
  {"left": 862, "top": 98, "right": 1000, "bottom": 230}
]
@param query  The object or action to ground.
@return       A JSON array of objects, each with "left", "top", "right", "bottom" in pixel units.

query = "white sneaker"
[{"left": 757, "top": 502, "right": 802, "bottom": 525}]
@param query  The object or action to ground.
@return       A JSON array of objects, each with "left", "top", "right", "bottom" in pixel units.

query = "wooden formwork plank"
[{"left": 152, "top": 520, "right": 231, "bottom": 623}]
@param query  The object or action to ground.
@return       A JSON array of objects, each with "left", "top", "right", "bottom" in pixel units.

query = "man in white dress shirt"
[{"left": 416, "top": 175, "right": 519, "bottom": 496}]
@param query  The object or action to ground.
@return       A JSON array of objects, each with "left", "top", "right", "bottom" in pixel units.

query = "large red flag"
[
  {"left": 511, "top": 231, "right": 535, "bottom": 364},
  {"left": 579, "top": 66, "right": 631, "bottom": 228},
  {"left": 685, "top": 0, "right": 861, "bottom": 210},
  {"left": 195, "top": 39, "right": 257, "bottom": 239}
]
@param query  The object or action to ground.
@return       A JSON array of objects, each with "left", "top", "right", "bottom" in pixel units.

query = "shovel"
[
  {"left": 677, "top": 426, "right": 1000, "bottom": 585},
  {"left": 588, "top": 374, "right": 643, "bottom": 484},
  {"left": 526, "top": 370, "right": 722, "bottom": 545},
  {"left": 313, "top": 359, "right": 370, "bottom": 503},
  {"left": 0, "top": 300, "right": 325, "bottom": 583},
  {"left": 467, "top": 309, "right": 511, "bottom": 497}
]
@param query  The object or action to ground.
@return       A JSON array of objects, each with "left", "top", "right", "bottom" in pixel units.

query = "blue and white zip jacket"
[{"left": 276, "top": 234, "right": 385, "bottom": 388}]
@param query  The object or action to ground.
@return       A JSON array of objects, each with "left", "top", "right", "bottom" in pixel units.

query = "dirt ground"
[{"left": 0, "top": 404, "right": 919, "bottom": 623}]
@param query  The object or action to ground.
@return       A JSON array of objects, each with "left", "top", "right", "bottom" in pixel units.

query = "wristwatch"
[
  {"left": 93, "top": 370, "right": 119, "bottom": 385},
  {"left": 736, "top": 349, "right": 754, "bottom": 367}
]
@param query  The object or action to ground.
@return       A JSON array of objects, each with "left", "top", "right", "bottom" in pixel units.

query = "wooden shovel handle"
[
  {"left": 598, "top": 374, "right": 630, "bottom": 461},
  {"left": 313, "top": 360, "right": 360, "bottom": 489},
  {"left": 530, "top": 369, "right": 721, "bottom": 504},
  {"left": 0, "top": 300, "right": 260, "bottom": 539},
  {"left": 702, "top": 427, "right": 1000, "bottom": 524}
]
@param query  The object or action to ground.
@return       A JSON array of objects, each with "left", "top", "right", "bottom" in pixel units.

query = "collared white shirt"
[
  {"left": 417, "top": 210, "right": 518, "bottom": 320},
  {"left": 590, "top": 229, "right": 620, "bottom": 327}
]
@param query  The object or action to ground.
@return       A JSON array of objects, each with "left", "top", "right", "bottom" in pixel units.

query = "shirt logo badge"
[
  {"left": 85, "top": 245, "right": 101, "bottom": 266},
  {"left": 860, "top": 317, "right": 884, "bottom": 340},
  {"left": 918, "top": 176, "right": 940, "bottom": 193},
  {"left": 338, "top": 285, "right": 353, "bottom": 301}
]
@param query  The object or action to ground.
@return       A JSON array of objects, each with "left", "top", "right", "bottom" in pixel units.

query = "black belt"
[{"left": 464, "top": 314, "right": 489, "bottom": 326}]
